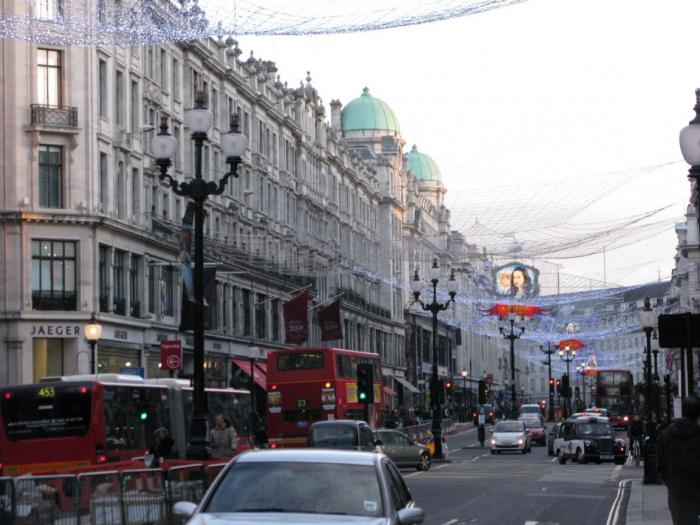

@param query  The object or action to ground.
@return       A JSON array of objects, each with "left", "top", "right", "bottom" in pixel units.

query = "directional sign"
[{"left": 160, "top": 340, "right": 182, "bottom": 371}]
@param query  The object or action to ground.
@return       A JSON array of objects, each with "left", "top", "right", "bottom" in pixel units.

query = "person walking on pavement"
[
  {"left": 628, "top": 414, "right": 644, "bottom": 461},
  {"left": 210, "top": 413, "right": 237, "bottom": 458},
  {"left": 657, "top": 395, "right": 700, "bottom": 525}
]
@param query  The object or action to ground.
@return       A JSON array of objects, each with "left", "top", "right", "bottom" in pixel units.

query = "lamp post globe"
[{"left": 84, "top": 313, "right": 102, "bottom": 375}]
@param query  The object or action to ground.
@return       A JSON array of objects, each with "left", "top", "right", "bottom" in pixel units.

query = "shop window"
[
  {"left": 32, "top": 338, "right": 64, "bottom": 382},
  {"left": 31, "top": 240, "right": 76, "bottom": 310},
  {"left": 97, "top": 347, "right": 140, "bottom": 374}
]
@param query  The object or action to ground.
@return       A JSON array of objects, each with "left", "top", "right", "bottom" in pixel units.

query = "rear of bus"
[
  {"left": 595, "top": 370, "right": 633, "bottom": 429},
  {"left": 0, "top": 381, "right": 98, "bottom": 475},
  {"left": 266, "top": 348, "right": 383, "bottom": 448}
]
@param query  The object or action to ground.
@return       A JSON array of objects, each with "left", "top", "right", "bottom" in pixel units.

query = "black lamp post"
[
  {"left": 84, "top": 312, "right": 102, "bottom": 374},
  {"left": 639, "top": 297, "right": 661, "bottom": 484},
  {"left": 461, "top": 369, "right": 468, "bottom": 417},
  {"left": 151, "top": 91, "right": 247, "bottom": 459},
  {"left": 558, "top": 345, "right": 576, "bottom": 418},
  {"left": 576, "top": 364, "right": 588, "bottom": 409},
  {"left": 499, "top": 314, "right": 524, "bottom": 417},
  {"left": 541, "top": 343, "right": 555, "bottom": 421},
  {"left": 411, "top": 259, "right": 458, "bottom": 460}
]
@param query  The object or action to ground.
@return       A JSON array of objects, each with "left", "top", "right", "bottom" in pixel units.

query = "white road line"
[
  {"left": 606, "top": 479, "right": 630, "bottom": 525},
  {"left": 434, "top": 463, "right": 450, "bottom": 470},
  {"left": 550, "top": 457, "right": 557, "bottom": 463},
  {"left": 440, "top": 520, "right": 460, "bottom": 525}
]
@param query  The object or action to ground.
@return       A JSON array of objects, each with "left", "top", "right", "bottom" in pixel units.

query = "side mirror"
[
  {"left": 488, "top": 428, "right": 494, "bottom": 434},
  {"left": 398, "top": 507, "right": 424, "bottom": 524},
  {"left": 374, "top": 439, "right": 383, "bottom": 446},
  {"left": 173, "top": 502, "right": 197, "bottom": 519}
]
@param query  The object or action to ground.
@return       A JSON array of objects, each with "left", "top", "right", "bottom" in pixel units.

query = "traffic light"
[
  {"left": 561, "top": 374, "right": 570, "bottom": 398},
  {"left": 548, "top": 378, "right": 555, "bottom": 394},
  {"left": 357, "top": 363, "right": 374, "bottom": 403},
  {"left": 555, "top": 379, "right": 561, "bottom": 395},
  {"left": 478, "top": 380, "right": 487, "bottom": 404},
  {"left": 444, "top": 379, "right": 453, "bottom": 400}
]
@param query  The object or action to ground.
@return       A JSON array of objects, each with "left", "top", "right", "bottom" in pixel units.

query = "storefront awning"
[
  {"left": 232, "top": 359, "right": 266, "bottom": 389},
  {"left": 383, "top": 385, "right": 398, "bottom": 397},
  {"left": 394, "top": 376, "right": 420, "bottom": 394}
]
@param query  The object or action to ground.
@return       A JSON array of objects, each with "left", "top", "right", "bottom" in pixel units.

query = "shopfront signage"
[
  {"left": 31, "top": 324, "right": 80, "bottom": 337},
  {"left": 114, "top": 329, "right": 128, "bottom": 340}
]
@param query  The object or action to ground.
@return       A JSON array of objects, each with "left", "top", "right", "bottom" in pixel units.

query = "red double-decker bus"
[
  {"left": 0, "top": 374, "right": 250, "bottom": 475},
  {"left": 266, "top": 347, "right": 383, "bottom": 448},
  {"left": 593, "top": 369, "right": 633, "bottom": 428}
]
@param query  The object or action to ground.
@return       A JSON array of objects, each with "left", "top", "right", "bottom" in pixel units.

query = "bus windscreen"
[{"left": 1, "top": 385, "right": 92, "bottom": 440}]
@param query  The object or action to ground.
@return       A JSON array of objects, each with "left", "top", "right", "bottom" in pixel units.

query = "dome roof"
[
  {"left": 405, "top": 145, "right": 441, "bottom": 182},
  {"left": 341, "top": 87, "right": 400, "bottom": 133}
]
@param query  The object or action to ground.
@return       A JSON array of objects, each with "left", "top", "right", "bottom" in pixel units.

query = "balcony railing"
[
  {"left": 32, "top": 291, "right": 77, "bottom": 311},
  {"left": 99, "top": 294, "right": 110, "bottom": 313},
  {"left": 130, "top": 301, "right": 141, "bottom": 318},
  {"left": 31, "top": 104, "right": 78, "bottom": 128},
  {"left": 113, "top": 297, "right": 126, "bottom": 316}
]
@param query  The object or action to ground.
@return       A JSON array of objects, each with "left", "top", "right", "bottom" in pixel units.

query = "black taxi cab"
[{"left": 554, "top": 416, "right": 626, "bottom": 465}]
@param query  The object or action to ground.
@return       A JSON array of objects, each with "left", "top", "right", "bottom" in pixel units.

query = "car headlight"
[
  {"left": 517, "top": 438, "right": 523, "bottom": 444},
  {"left": 490, "top": 439, "right": 496, "bottom": 445}
]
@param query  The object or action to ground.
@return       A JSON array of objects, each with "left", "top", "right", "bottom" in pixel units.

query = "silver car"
[
  {"left": 173, "top": 449, "right": 425, "bottom": 524},
  {"left": 489, "top": 420, "right": 531, "bottom": 454},
  {"left": 375, "top": 429, "right": 431, "bottom": 471}
]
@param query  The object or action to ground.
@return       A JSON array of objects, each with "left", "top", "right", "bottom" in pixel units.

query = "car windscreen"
[
  {"left": 494, "top": 422, "right": 523, "bottom": 433},
  {"left": 1, "top": 384, "right": 92, "bottom": 440},
  {"left": 576, "top": 422, "right": 612, "bottom": 435},
  {"left": 206, "top": 461, "right": 384, "bottom": 517},
  {"left": 519, "top": 418, "right": 542, "bottom": 429},
  {"left": 309, "top": 424, "right": 358, "bottom": 447},
  {"left": 520, "top": 406, "right": 540, "bottom": 414}
]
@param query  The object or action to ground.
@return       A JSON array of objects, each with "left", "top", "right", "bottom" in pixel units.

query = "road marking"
[
  {"left": 606, "top": 479, "right": 631, "bottom": 525},
  {"left": 550, "top": 457, "right": 557, "bottom": 463},
  {"left": 440, "top": 520, "right": 460, "bottom": 525},
  {"left": 434, "top": 463, "right": 450, "bottom": 470}
]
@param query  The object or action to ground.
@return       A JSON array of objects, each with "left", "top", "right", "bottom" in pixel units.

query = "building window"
[
  {"left": 99, "top": 152, "right": 109, "bottom": 213},
  {"left": 172, "top": 58, "right": 180, "bottom": 100},
  {"left": 35, "top": 0, "right": 61, "bottom": 20},
  {"left": 148, "top": 264, "right": 155, "bottom": 315},
  {"left": 116, "top": 161, "right": 125, "bottom": 219},
  {"left": 160, "top": 49, "right": 167, "bottom": 90},
  {"left": 33, "top": 339, "right": 64, "bottom": 382},
  {"left": 132, "top": 168, "right": 141, "bottom": 219},
  {"left": 160, "top": 266, "right": 174, "bottom": 317},
  {"left": 37, "top": 49, "right": 61, "bottom": 106},
  {"left": 99, "top": 245, "right": 110, "bottom": 312},
  {"left": 242, "top": 289, "right": 251, "bottom": 336},
  {"left": 115, "top": 70, "right": 125, "bottom": 127},
  {"left": 31, "top": 240, "right": 76, "bottom": 311},
  {"left": 98, "top": 59, "right": 107, "bottom": 117},
  {"left": 113, "top": 250, "right": 126, "bottom": 315},
  {"left": 130, "top": 80, "right": 139, "bottom": 132},
  {"left": 130, "top": 255, "right": 141, "bottom": 318},
  {"left": 271, "top": 299, "right": 280, "bottom": 341},
  {"left": 38, "top": 145, "right": 62, "bottom": 208},
  {"left": 255, "top": 294, "right": 266, "bottom": 339}
]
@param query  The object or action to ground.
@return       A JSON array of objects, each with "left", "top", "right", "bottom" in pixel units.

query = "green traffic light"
[
  {"left": 359, "top": 392, "right": 367, "bottom": 400},
  {"left": 140, "top": 412, "right": 148, "bottom": 421}
]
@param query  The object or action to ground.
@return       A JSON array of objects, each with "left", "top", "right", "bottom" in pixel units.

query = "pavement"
[{"left": 624, "top": 480, "right": 672, "bottom": 525}]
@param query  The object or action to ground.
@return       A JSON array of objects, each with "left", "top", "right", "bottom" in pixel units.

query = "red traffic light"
[
  {"left": 548, "top": 379, "right": 554, "bottom": 385},
  {"left": 445, "top": 381, "right": 453, "bottom": 389},
  {"left": 555, "top": 380, "right": 561, "bottom": 385}
]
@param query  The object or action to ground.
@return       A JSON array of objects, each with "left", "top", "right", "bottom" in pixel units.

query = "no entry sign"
[{"left": 160, "top": 340, "right": 182, "bottom": 371}]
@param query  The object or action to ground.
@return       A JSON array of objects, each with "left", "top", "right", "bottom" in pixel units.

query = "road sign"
[{"left": 160, "top": 340, "right": 182, "bottom": 370}]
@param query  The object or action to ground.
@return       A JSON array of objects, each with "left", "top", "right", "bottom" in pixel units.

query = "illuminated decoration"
[
  {"left": 0, "top": 0, "right": 528, "bottom": 46},
  {"left": 481, "top": 303, "right": 544, "bottom": 318},
  {"left": 558, "top": 339, "right": 584, "bottom": 350},
  {"left": 493, "top": 263, "right": 540, "bottom": 298}
]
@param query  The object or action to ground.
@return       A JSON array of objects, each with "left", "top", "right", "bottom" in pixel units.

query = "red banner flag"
[
  {"left": 283, "top": 290, "right": 309, "bottom": 344},
  {"left": 319, "top": 297, "right": 343, "bottom": 341}
]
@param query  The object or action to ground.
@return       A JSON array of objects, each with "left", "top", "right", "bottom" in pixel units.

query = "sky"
[{"left": 242, "top": 0, "right": 700, "bottom": 288}]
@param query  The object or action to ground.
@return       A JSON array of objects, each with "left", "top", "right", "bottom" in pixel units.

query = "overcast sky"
[{"left": 242, "top": 0, "right": 700, "bottom": 288}]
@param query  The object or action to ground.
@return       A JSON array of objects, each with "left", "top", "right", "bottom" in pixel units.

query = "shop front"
[{"left": 29, "top": 322, "right": 81, "bottom": 382}]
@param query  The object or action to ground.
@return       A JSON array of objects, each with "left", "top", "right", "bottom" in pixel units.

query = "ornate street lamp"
[
  {"left": 639, "top": 297, "right": 661, "bottom": 484},
  {"left": 558, "top": 345, "right": 576, "bottom": 418},
  {"left": 411, "top": 259, "right": 458, "bottom": 460},
  {"left": 152, "top": 91, "right": 247, "bottom": 459},
  {"left": 540, "top": 342, "right": 555, "bottom": 421},
  {"left": 499, "top": 313, "right": 525, "bottom": 417},
  {"left": 84, "top": 312, "right": 102, "bottom": 375}
]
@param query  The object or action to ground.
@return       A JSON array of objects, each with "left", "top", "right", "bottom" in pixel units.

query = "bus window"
[
  {"left": 277, "top": 352, "right": 324, "bottom": 371},
  {"left": 183, "top": 390, "right": 250, "bottom": 438},
  {"left": 1, "top": 385, "right": 91, "bottom": 440},
  {"left": 103, "top": 385, "right": 170, "bottom": 452}
]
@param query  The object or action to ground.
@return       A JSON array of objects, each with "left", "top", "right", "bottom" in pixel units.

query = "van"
[{"left": 307, "top": 420, "right": 377, "bottom": 451}]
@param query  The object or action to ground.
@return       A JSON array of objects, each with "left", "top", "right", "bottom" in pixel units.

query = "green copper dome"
[
  {"left": 405, "top": 145, "right": 441, "bottom": 182},
  {"left": 341, "top": 87, "right": 400, "bottom": 133}
]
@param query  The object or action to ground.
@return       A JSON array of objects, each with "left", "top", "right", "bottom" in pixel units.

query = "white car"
[{"left": 489, "top": 420, "right": 531, "bottom": 454}]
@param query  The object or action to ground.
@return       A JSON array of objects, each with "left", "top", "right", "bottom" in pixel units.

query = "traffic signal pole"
[{"left": 541, "top": 343, "right": 555, "bottom": 421}]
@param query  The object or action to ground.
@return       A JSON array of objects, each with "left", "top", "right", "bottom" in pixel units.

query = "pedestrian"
[
  {"left": 657, "top": 395, "right": 700, "bottom": 525},
  {"left": 210, "top": 413, "right": 237, "bottom": 458}
]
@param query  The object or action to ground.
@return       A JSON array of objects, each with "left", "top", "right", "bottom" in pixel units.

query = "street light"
[
  {"left": 679, "top": 88, "right": 700, "bottom": 234},
  {"left": 411, "top": 259, "right": 458, "bottom": 460},
  {"left": 540, "top": 343, "right": 555, "bottom": 421},
  {"left": 84, "top": 312, "right": 102, "bottom": 375},
  {"left": 152, "top": 91, "right": 247, "bottom": 459},
  {"left": 558, "top": 345, "right": 576, "bottom": 418},
  {"left": 461, "top": 369, "right": 468, "bottom": 416},
  {"left": 639, "top": 296, "right": 661, "bottom": 484},
  {"left": 499, "top": 313, "right": 525, "bottom": 417},
  {"left": 576, "top": 364, "right": 587, "bottom": 409}
]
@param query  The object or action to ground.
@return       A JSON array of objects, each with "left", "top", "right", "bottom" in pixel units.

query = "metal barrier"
[
  {"left": 78, "top": 471, "right": 121, "bottom": 525},
  {"left": 204, "top": 463, "right": 227, "bottom": 489},
  {"left": 165, "top": 465, "right": 206, "bottom": 525},
  {"left": 119, "top": 469, "right": 167, "bottom": 525},
  {"left": 0, "top": 476, "right": 15, "bottom": 525},
  {"left": 13, "top": 474, "right": 78, "bottom": 525}
]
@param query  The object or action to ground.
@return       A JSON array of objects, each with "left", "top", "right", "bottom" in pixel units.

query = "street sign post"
[{"left": 160, "top": 340, "right": 183, "bottom": 371}]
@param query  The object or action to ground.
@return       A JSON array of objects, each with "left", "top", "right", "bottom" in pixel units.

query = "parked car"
[
  {"left": 489, "top": 420, "right": 531, "bottom": 454},
  {"left": 548, "top": 422, "right": 562, "bottom": 456},
  {"left": 173, "top": 449, "right": 425, "bottom": 524},
  {"left": 375, "top": 429, "right": 431, "bottom": 471},
  {"left": 307, "top": 420, "right": 377, "bottom": 451},
  {"left": 554, "top": 416, "right": 626, "bottom": 465},
  {"left": 518, "top": 415, "right": 546, "bottom": 446}
]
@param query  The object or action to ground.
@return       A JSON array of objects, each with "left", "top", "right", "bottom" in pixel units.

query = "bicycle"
[{"left": 630, "top": 437, "right": 641, "bottom": 467}]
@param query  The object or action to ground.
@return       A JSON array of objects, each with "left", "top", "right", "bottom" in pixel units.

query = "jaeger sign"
[{"left": 31, "top": 324, "right": 81, "bottom": 337}]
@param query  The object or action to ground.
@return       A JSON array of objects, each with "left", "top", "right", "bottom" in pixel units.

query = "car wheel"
[
  {"left": 417, "top": 452, "right": 431, "bottom": 471},
  {"left": 497, "top": 451, "right": 501, "bottom": 454},
  {"left": 558, "top": 451, "right": 566, "bottom": 464},
  {"left": 577, "top": 449, "right": 586, "bottom": 464}
]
